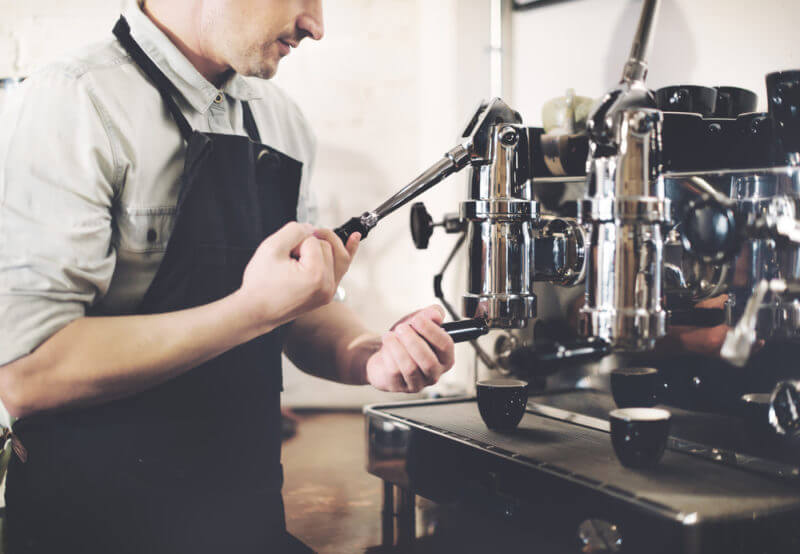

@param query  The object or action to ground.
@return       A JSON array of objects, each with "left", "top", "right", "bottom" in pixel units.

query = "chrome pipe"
[
  {"left": 580, "top": 109, "right": 669, "bottom": 351},
  {"left": 622, "top": 0, "right": 661, "bottom": 84}
]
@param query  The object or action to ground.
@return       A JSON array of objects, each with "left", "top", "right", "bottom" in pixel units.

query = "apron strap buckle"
[{"left": 2, "top": 427, "right": 28, "bottom": 463}]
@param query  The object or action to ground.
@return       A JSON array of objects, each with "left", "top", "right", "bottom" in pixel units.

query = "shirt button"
[
  {"left": 214, "top": 92, "right": 223, "bottom": 104},
  {"left": 147, "top": 228, "right": 158, "bottom": 243}
]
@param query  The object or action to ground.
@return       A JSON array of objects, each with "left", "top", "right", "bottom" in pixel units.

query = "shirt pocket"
[{"left": 115, "top": 206, "right": 177, "bottom": 254}]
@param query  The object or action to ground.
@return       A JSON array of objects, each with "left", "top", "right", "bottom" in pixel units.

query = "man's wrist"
[
  {"left": 342, "top": 333, "right": 381, "bottom": 386},
  {"left": 225, "top": 289, "right": 280, "bottom": 341}
]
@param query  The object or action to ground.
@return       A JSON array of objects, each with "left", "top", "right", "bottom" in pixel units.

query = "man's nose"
[{"left": 298, "top": 0, "right": 324, "bottom": 41}]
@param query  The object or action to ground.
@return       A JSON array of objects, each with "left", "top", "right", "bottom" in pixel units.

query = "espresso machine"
[{"left": 343, "top": 0, "right": 800, "bottom": 550}]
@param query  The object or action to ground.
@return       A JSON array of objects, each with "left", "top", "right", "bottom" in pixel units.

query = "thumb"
[
  {"left": 346, "top": 233, "right": 361, "bottom": 258},
  {"left": 391, "top": 304, "right": 445, "bottom": 330}
]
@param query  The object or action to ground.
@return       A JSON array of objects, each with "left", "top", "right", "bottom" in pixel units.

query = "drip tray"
[
  {"left": 373, "top": 398, "right": 800, "bottom": 521},
  {"left": 528, "top": 389, "right": 800, "bottom": 480}
]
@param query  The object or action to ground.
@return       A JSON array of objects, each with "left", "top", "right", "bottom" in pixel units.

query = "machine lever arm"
[
  {"left": 623, "top": 0, "right": 661, "bottom": 84},
  {"left": 334, "top": 144, "right": 471, "bottom": 245}
]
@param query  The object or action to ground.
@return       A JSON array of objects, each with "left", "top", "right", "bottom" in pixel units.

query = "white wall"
[
  {"left": 0, "top": 0, "right": 498, "bottom": 407},
  {"left": 0, "top": 0, "right": 128, "bottom": 75},
  {"left": 510, "top": 0, "right": 800, "bottom": 126}
]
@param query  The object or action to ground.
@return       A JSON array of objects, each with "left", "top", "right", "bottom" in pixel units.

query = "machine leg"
[
  {"left": 381, "top": 482, "right": 416, "bottom": 548},
  {"left": 397, "top": 486, "right": 416, "bottom": 547},
  {"left": 382, "top": 481, "right": 394, "bottom": 547}
]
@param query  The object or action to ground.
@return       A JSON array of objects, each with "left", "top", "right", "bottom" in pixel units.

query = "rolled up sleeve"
[{"left": 0, "top": 68, "right": 119, "bottom": 367}]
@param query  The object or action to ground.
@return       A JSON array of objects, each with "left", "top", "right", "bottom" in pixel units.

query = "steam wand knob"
[{"left": 410, "top": 202, "right": 465, "bottom": 250}]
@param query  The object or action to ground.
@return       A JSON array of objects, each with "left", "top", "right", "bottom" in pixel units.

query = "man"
[{"left": 0, "top": 1, "right": 455, "bottom": 552}]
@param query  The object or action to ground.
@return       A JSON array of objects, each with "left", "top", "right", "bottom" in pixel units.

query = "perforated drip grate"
[{"left": 378, "top": 400, "right": 800, "bottom": 520}]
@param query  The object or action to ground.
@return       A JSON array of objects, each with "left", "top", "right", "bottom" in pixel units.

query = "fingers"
[
  {"left": 366, "top": 350, "right": 407, "bottom": 392},
  {"left": 271, "top": 222, "right": 315, "bottom": 255},
  {"left": 382, "top": 332, "right": 430, "bottom": 392},
  {"left": 394, "top": 324, "right": 447, "bottom": 385},
  {"left": 297, "top": 235, "right": 324, "bottom": 268},
  {"left": 318, "top": 236, "right": 334, "bottom": 273},
  {"left": 314, "top": 228, "right": 361, "bottom": 281},
  {"left": 409, "top": 316, "right": 456, "bottom": 368},
  {"left": 296, "top": 236, "right": 335, "bottom": 296},
  {"left": 391, "top": 304, "right": 446, "bottom": 330},
  {"left": 313, "top": 228, "right": 350, "bottom": 261}
]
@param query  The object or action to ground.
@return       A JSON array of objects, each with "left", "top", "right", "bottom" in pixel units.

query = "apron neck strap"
[
  {"left": 242, "top": 101, "right": 262, "bottom": 144},
  {"left": 113, "top": 16, "right": 194, "bottom": 142}
]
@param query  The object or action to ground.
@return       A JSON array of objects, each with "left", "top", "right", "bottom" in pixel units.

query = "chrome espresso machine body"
[{"left": 350, "top": 0, "right": 800, "bottom": 550}]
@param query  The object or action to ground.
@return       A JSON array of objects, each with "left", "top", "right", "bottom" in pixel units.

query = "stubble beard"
[{"left": 233, "top": 43, "right": 279, "bottom": 80}]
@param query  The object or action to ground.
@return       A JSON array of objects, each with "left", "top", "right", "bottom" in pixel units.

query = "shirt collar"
[{"left": 123, "top": 4, "right": 261, "bottom": 113}]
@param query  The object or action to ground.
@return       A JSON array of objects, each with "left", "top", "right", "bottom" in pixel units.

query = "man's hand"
[
  {"left": 238, "top": 222, "right": 348, "bottom": 331},
  {"left": 312, "top": 228, "right": 361, "bottom": 287},
  {"left": 657, "top": 294, "right": 766, "bottom": 357},
  {"left": 366, "top": 305, "right": 456, "bottom": 392}
]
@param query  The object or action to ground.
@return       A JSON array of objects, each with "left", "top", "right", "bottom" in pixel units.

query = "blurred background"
[{"left": 2, "top": 0, "right": 799, "bottom": 408}]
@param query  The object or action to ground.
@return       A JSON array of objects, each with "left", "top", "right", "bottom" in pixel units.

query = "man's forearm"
[
  {"left": 284, "top": 302, "right": 380, "bottom": 385},
  {"left": 0, "top": 290, "right": 274, "bottom": 419}
]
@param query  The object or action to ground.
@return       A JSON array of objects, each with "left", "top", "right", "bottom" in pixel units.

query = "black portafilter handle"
[
  {"left": 508, "top": 337, "right": 611, "bottom": 377},
  {"left": 334, "top": 216, "right": 372, "bottom": 245},
  {"left": 441, "top": 318, "right": 490, "bottom": 343},
  {"left": 668, "top": 307, "right": 726, "bottom": 327}
]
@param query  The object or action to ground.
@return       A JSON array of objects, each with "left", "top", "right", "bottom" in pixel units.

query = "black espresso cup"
[
  {"left": 656, "top": 85, "right": 718, "bottom": 116},
  {"left": 610, "top": 367, "right": 661, "bottom": 409},
  {"left": 476, "top": 379, "right": 529, "bottom": 432},
  {"left": 609, "top": 408, "right": 671, "bottom": 469}
]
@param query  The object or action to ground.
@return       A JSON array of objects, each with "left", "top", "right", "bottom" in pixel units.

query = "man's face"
[{"left": 201, "top": 0, "right": 324, "bottom": 79}]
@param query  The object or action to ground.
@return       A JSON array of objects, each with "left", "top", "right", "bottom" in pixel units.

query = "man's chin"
[{"left": 235, "top": 60, "right": 279, "bottom": 80}]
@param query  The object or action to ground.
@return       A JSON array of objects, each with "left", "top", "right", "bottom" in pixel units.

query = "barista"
[{"left": 0, "top": 1, "right": 455, "bottom": 552}]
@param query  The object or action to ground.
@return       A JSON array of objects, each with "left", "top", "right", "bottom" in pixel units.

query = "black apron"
[{"left": 5, "top": 16, "right": 308, "bottom": 554}]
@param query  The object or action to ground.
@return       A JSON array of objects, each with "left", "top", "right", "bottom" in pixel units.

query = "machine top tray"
[{"left": 371, "top": 398, "right": 800, "bottom": 524}]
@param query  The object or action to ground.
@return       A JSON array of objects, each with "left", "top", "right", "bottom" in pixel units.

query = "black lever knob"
[
  {"left": 410, "top": 202, "right": 434, "bottom": 250},
  {"left": 334, "top": 216, "right": 371, "bottom": 246}
]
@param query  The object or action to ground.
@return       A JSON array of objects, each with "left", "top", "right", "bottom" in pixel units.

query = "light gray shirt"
[{"left": 0, "top": 5, "right": 318, "bottom": 370}]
